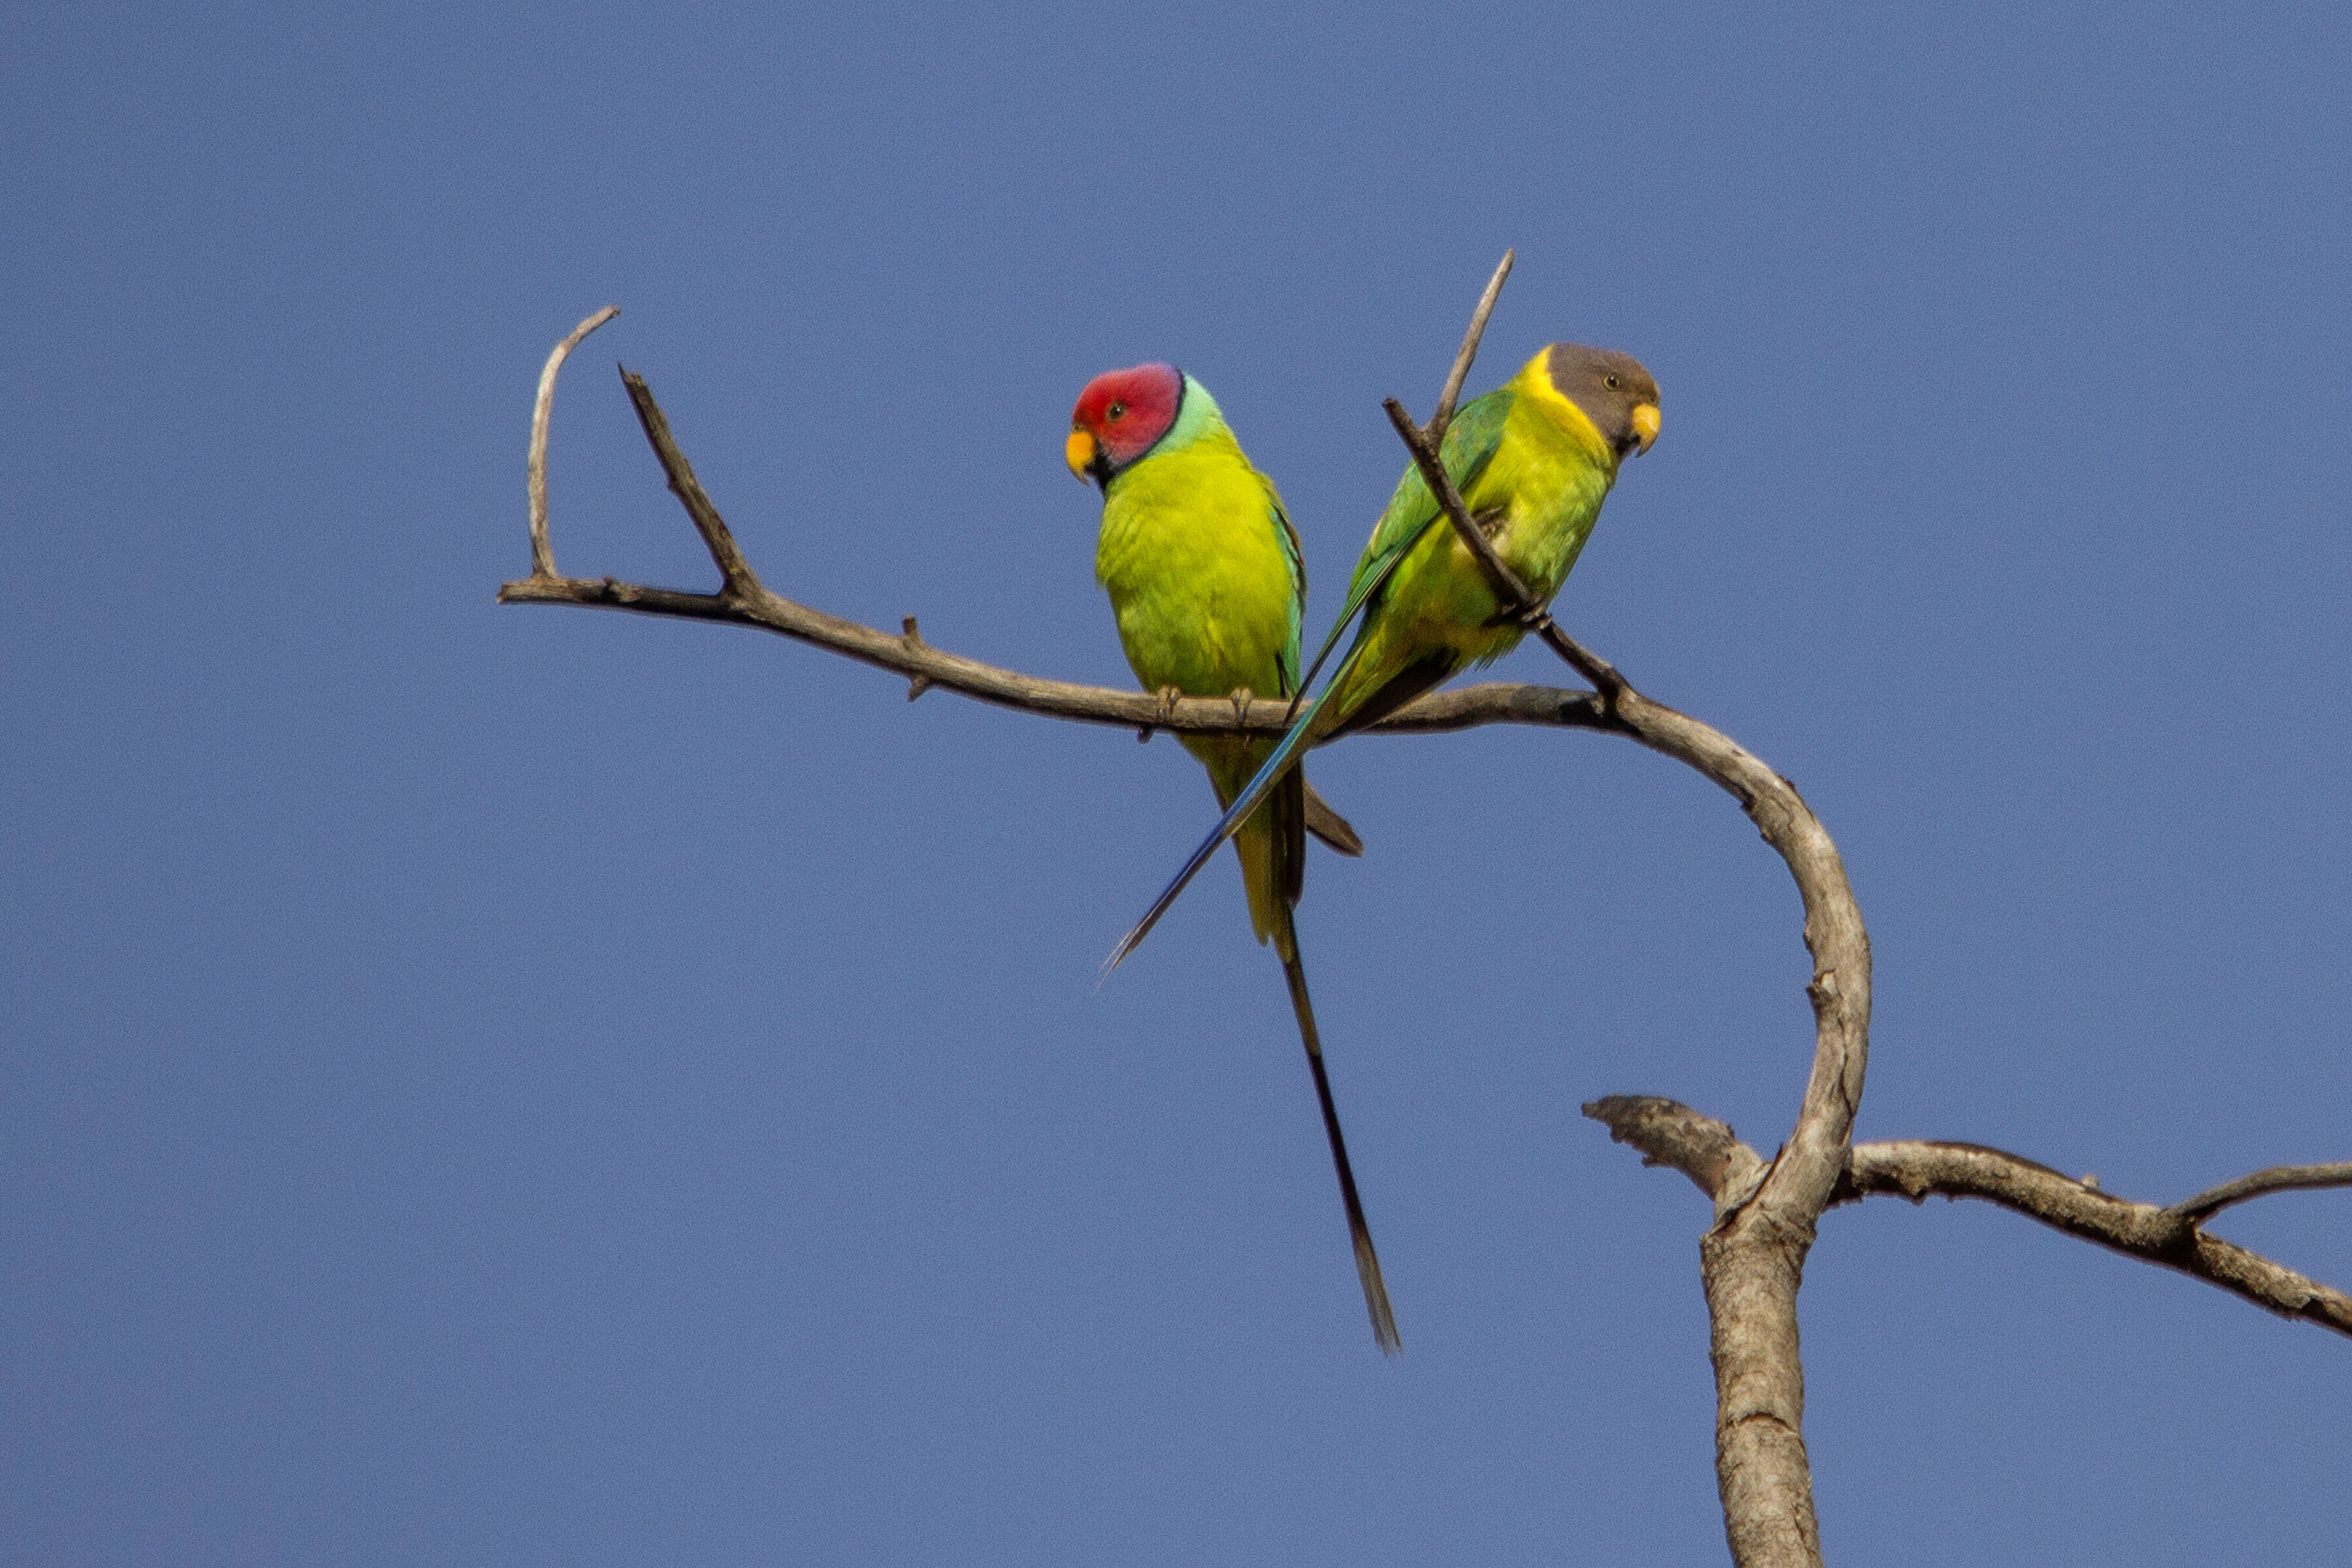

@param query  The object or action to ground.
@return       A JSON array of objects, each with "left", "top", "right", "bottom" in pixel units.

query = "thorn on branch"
[{"left": 901, "top": 616, "right": 934, "bottom": 700}]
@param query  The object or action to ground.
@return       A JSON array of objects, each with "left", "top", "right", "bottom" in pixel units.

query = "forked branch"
[
  {"left": 2167, "top": 1161, "right": 2352, "bottom": 1228},
  {"left": 1586, "top": 1097, "right": 2352, "bottom": 1340}
]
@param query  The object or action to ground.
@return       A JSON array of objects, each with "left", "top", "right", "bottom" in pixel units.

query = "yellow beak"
[
  {"left": 1066, "top": 428, "right": 1098, "bottom": 482},
  {"left": 1629, "top": 403, "right": 1661, "bottom": 455}
]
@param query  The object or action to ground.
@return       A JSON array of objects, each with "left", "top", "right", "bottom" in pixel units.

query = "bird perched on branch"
[
  {"left": 1068, "top": 362, "right": 1399, "bottom": 1352},
  {"left": 1106, "top": 343, "right": 1661, "bottom": 969}
]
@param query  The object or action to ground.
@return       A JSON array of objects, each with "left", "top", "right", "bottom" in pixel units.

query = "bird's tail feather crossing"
[
  {"left": 1102, "top": 512, "right": 1437, "bottom": 976},
  {"left": 1102, "top": 645, "right": 1358, "bottom": 976}
]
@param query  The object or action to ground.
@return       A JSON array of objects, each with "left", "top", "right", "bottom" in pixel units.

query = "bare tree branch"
[
  {"left": 526, "top": 305, "right": 619, "bottom": 579},
  {"left": 616, "top": 368, "right": 763, "bottom": 598},
  {"left": 1430, "top": 249, "right": 1514, "bottom": 440},
  {"left": 507, "top": 364, "right": 1628, "bottom": 743},
  {"left": 499, "top": 557, "right": 1614, "bottom": 745},
  {"left": 1844, "top": 1141, "right": 2352, "bottom": 1339},
  {"left": 1384, "top": 252, "right": 1569, "bottom": 686},
  {"left": 1586, "top": 1098, "right": 2352, "bottom": 1341},
  {"left": 2165, "top": 1162, "right": 2352, "bottom": 1228},
  {"left": 513, "top": 280, "right": 2343, "bottom": 1568},
  {"left": 1586, "top": 1094, "right": 1769, "bottom": 1221}
]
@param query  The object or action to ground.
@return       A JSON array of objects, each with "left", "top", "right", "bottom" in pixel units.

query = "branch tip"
[
  {"left": 526, "top": 304, "right": 621, "bottom": 580},
  {"left": 2165, "top": 1161, "right": 2352, "bottom": 1228},
  {"left": 617, "top": 368, "right": 763, "bottom": 600},
  {"left": 1431, "top": 248, "right": 1514, "bottom": 440},
  {"left": 1837, "top": 1139, "right": 2352, "bottom": 1339},
  {"left": 1584, "top": 1095, "right": 1763, "bottom": 1208}
]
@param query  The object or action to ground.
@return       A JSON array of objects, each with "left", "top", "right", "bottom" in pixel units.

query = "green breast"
[
  {"left": 1470, "top": 387, "right": 1616, "bottom": 600},
  {"left": 1095, "top": 433, "right": 1300, "bottom": 702}
]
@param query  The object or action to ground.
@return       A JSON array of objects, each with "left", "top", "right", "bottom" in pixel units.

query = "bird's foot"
[
  {"left": 1155, "top": 685, "right": 1184, "bottom": 724},
  {"left": 1228, "top": 687, "right": 1254, "bottom": 725}
]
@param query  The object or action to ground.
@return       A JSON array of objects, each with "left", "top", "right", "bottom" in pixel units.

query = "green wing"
[
  {"left": 1288, "top": 388, "right": 1515, "bottom": 710},
  {"left": 1343, "top": 389, "right": 1513, "bottom": 604},
  {"left": 1262, "top": 474, "right": 1306, "bottom": 697},
  {"left": 1256, "top": 474, "right": 1309, "bottom": 905}
]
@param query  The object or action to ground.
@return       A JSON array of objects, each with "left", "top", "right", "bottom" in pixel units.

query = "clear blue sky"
[{"left": 6, "top": 3, "right": 2347, "bottom": 1562}]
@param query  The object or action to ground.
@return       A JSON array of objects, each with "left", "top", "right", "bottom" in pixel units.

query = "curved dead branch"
[{"left": 526, "top": 305, "right": 619, "bottom": 580}]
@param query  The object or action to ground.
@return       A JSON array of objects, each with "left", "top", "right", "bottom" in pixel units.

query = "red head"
[{"left": 1066, "top": 363, "right": 1184, "bottom": 489}]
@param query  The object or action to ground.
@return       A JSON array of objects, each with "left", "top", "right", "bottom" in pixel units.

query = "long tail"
[{"left": 1279, "top": 912, "right": 1401, "bottom": 1354}]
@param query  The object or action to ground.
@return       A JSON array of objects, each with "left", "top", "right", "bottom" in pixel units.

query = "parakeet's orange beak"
[
  {"left": 1629, "top": 403, "right": 1661, "bottom": 455},
  {"left": 1065, "top": 428, "right": 1098, "bottom": 482}
]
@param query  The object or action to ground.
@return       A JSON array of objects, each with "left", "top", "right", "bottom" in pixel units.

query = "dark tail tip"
[
  {"left": 1303, "top": 781, "right": 1364, "bottom": 858},
  {"left": 1355, "top": 1225, "right": 1402, "bottom": 1355}
]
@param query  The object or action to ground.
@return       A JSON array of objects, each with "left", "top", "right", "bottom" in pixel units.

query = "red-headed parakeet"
[{"left": 1069, "top": 363, "right": 1401, "bottom": 1352}]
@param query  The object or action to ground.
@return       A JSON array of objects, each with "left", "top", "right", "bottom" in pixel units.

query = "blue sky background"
[{"left": 5, "top": 3, "right": 2347, "bottom": 1562}]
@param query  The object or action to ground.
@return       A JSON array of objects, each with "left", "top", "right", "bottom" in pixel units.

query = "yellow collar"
[{"left": 1511, "top": 349, "right": 1611, "bottom": 463}]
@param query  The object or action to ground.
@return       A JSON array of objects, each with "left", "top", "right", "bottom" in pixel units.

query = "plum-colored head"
[{"left": 1066, "top": 363, "right": 1184, "bottom": 489}]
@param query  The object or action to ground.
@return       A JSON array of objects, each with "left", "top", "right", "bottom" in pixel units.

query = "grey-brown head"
[{"left": 1541, "top": 344, "right": 1661, "bottom": 461}]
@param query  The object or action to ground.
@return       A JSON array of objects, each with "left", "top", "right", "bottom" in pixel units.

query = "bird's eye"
[
  {"left": 1108, "top": 401, "right": 1126, "bottom": 419},
  {"left": 1605, "top": 374, "right": 1620, "bottom": 389}
]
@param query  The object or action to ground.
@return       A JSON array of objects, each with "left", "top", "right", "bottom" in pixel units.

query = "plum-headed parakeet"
[{"left": 1069, "top": 362, "right": 1399, "bottom": 1352}]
